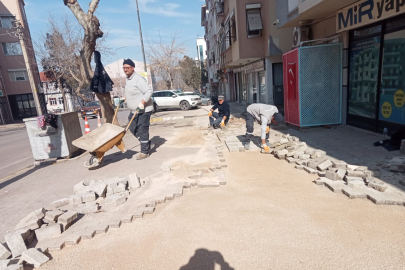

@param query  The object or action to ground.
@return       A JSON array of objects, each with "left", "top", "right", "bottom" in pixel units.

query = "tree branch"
[{"left": 88, "top": 0, "right": 100, "bottom": 17}]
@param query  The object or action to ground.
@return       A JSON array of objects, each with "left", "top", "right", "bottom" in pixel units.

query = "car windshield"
[
  {"left": 173, "top": 91, "right": 185, "bottom": 96},
  {"left": 86, "top": 101, "right": 99, "bottom": 107}
]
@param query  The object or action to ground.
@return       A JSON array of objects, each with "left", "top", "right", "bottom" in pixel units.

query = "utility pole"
[
  {"left": 135, "top": 0, "right": 148, "bottom": 73},
  {"left": 13, "top": 19, "right": 42, "bottom": 116}
]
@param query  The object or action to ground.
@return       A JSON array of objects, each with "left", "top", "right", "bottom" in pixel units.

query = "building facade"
[
  {"left": 201, "top": 0, "right": 293, "bottom": 106},
  {"left": 39, "top": 72, "right": 95, "bottom": 113},
  {"left": 196, "top": 37, "right": 207, "bottom": 65},
  {"left": 0, "top": 0, "right": 45, "bottom": 123},
  {"left": 276, "top": 0, "right": 405, "bottom": 133}
]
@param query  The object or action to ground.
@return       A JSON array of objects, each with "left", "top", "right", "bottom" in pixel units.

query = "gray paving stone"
[
  {"left": 325, "top": 171, "right": 338, "bottom": 181},
  {"left": 35, "top": 224, "right": 62, "bottom": 242},
  {"left": 332, "top": 160, "right": 347, "bottom": 169},
  {"left": 336, "top": 169, "right": 346, "bottom": 180},
  {"left": 76, "top": 203, "right": 99, "bottom": 214},
  {"left": 318, "top": 171, "right": 326, "bottom": 177},
  {"left": 198, "top": 181, "right": 221, "bottom": 188},
  {"left": 317, "top": 160, "right": 333, "bottom": 171},
  {"left": 21, "top": 248, "right": 49, "bottom": 268},
  {"left": 325, "top": 181, "right": 346, "bottom": 193},
  {"left": 368, "top": 181, "right": 388, "bottom": 192},
  {"left": 0, "top": 259, "right": 11, "bottom": 269},
  {"left": 15, "top": 208, "right": 45, "bottom": 231},
  {"left": 105, "top": 195, "right": 126, "bottom": 207},
  {"left": 73, "top": 181, "right": 90, "bottom": 195},
  {"left": 58, "top": 211, "right": 78, "bottom": 226},
  {"left": 342, "top": 187, "right": 367, "bottom": 199},
  {"left": 366, "top": 193, "right": 387, "bottom": 205},
  {"left": 304, "top": 149, "right": 315, "bottom": 155},
  {"left": 0, "top": 243, "right": 11, "bottom": 260},
  {"left": 286, "top": 157, "right": 298, "bottom": 164},
  {"left": 355, "top": 166, "right": 368, "bottom": 172},
  {"left": 4, "top": 264, "right": 23, "bottom": 270},
  {"left": 344, "top": 176, "right": 364, "bottom": 182},
  {"left": 113, "top": 184, "right": 126, "bottom": 194},
  {"left": 311, "top": 150, "right": 326, "bottom": 158},
  {"left": 295, "top": 165, "right": 304, "bottom": 170},
  {"left": 346, "top": 170, "right": 365, "bottom": 177},
  {"left": 51, "top": 198, "right": 69, "bottom": 208},
  {"left": 5, "top": 233, "right": 26, "bottom": 258},
  {"left": 347, "top": 180, "right": 366, "bottom": 188},
  {"left": 44, "top": 210, "right": 64, "bottom": 222},
  {"left": 299, "top": 154, "right": 311, "bottom": 160},
  {"left": 314, "top": 178, "right": 326, "bottom": 185},
  {"left": 80, "top": 192, "right": 96, "bottom": 203},
  {"left": 304, "top": 167, "right": 318, "bottom": 174},
  {"left": 69, "top": 195, "right": 83, "bottom": 205},
  {"left": 307, "top": 161, "right": 319, "bottom": 170},
  {"left": 88, "top": 180, "right": 107, "bottom": 197},
  {"left": 347, "top": 165, "right": 359, "bottom": 171}
]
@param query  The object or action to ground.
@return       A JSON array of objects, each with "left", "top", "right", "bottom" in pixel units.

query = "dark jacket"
[
  {"left": 90, "top": 51, "right": 114, "bottom": 93},
  {"left": 212, "top": 101, "right": 230, "bottom": 121}
]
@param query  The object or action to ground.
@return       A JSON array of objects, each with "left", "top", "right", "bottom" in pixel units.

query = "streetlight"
[
  {"left": 115, "top": 45, "right": 128, "bottom": 95},
  {"left": 135, "top": 0, "right": 148, "bottom": 73}
]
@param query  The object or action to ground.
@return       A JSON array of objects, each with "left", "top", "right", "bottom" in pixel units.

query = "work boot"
[
  {"left": 136, "top": 153, "right": 150, "bottom": 160},
  {"left": 244, "top": 142, "right": 250, "bottom": 150}
]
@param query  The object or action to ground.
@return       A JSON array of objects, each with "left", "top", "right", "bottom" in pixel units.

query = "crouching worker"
[
  {"left": 244, "top": 103, "right": 284, "bottom": 153},
  {"left": 208, "top": 95, "right": 230, "bottom": 130}
]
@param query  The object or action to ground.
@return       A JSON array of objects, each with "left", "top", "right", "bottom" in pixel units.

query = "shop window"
[
  {"left": 8, "top": 70, "right": 28, "bottom": 82},
  {"left": 49, "top": 98, "right": 57, "bottom": 105},
  {"left": 2, "top": 43, "right": 22, "bottom": 56},
  {"left": 0, "top": 16, "right": 14, "bottom": 28},
  {"left": 246, "top": 4, "right": 262, "bottom": 38}
]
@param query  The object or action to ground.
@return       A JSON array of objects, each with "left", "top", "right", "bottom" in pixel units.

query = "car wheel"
[
  {"left": 153, "top": 103, "right": 158, "bottom": 113},
  {"left": 180, "top": 101, "right": 190, "bottom": 111},
  {"left": 207, "top": 100, "right": 212, "bottom": 106}
]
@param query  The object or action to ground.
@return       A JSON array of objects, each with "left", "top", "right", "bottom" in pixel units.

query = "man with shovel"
[
  {"left": 244, "top": 104, "right": 284, "bottom": 153},
  {"left": 123, "top": 59, "right": 154, "bottom": 160}
]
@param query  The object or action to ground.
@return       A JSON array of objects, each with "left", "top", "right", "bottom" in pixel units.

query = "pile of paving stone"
[{"left": 0, "top": 174, "right": 142, "bottom": 269}]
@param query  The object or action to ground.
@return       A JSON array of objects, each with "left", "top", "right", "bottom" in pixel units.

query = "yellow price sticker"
[
  {"left": 381, "top": 102, "right": 392, "bottom": 119},
  {"left": 394, "top": 89, "right": 405, "bottom": 108}
]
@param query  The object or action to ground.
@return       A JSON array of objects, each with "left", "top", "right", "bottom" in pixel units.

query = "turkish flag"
[{"left": 288, "top": 63, "right": 296, "bottom": 100}]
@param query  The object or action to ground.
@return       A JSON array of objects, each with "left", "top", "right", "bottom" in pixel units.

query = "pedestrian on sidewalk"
[
  {"left": 208, "top": 95, "right": 230, "bottom": 130},
  {"left": 123, "top": 59, "right": 154, "bottom": 160},
  {"left": 244, "top": 103, "right": 284, "bottom": 152}
]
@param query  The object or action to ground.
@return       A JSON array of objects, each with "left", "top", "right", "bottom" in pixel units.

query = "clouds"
[{"left": 131, "top": 0, "right": 196, "bottom": 18}]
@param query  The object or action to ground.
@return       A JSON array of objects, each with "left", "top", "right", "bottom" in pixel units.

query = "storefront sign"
[
  {"left": 233, "top": 59, "right": 265, "bottom": 73},
  {"left": 337, "top": 0, "right": 405, "bottom": 33}
]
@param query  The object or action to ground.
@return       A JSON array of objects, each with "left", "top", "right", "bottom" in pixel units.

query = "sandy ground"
[{"left": 41, "top": 150, "right": 405, "bottom": 270}]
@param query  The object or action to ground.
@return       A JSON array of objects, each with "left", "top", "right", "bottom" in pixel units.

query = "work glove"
[
  {"left": 136, "top": 103, "right": 145, "bottom": 113},
  {"left": 220, "top": 120, "right": 225, "bottom": 128},
  {"left": 208, "top": 112, "right": 212, "bottom": 117},
  {"left": 262, "top": 144, "right": 271, "bottom": 153},
  {"left": 266, "top": 126, "right": 270, "bottom": 134}
]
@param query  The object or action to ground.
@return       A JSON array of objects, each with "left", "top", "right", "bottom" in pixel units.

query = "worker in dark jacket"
[
  {"left": 208, "top": 95, "right": 230, "bottom": 130},
  {"left": 90, "top": 51, "right": 114, "bottom": 93},
  {"left": 245, "top": 103, "right": 284, "bottom": 152}
]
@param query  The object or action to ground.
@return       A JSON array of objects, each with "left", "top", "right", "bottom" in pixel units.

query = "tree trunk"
[
  {"left": 57, "top": 78, "right": 69, "bottom": 112},
  {"left": 64, "top": 0, "right": 117, "bottom": 125}
]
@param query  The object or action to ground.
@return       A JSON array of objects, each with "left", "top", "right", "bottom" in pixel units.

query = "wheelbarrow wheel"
[{"left": 84, "top": 153, "right": 103, "bottom": 168}]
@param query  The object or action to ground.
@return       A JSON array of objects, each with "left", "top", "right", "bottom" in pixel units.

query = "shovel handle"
[
  {"left": 112, "top": 103, "right": 120, "bottom": 125},
  {"left": 126, "top": 110, "right": 138, "bottom": 132}
]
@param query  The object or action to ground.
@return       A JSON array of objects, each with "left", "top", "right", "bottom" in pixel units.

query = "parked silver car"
[
  {"left": 183, "top": 92, "right": 214, "bottom": 106},
  {"left": 152, "top": 90, "right": 201, "bottom": 111}
]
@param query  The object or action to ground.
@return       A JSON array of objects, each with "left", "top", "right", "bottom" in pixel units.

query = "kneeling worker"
[
  {"left": 208, "top": 95, "right": 230, "bottom": 130},
  {"left": 245, "top": 103, "right": 284, "bottom": 152}
]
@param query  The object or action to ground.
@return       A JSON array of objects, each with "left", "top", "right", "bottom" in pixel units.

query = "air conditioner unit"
[{"left": 292, "top": 26, "right": 310, "bottom": 48}]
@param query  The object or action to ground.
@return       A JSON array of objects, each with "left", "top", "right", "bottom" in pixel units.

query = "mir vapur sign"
[{"left": 336, "top": 0, "right": 405, "bottom": 32}]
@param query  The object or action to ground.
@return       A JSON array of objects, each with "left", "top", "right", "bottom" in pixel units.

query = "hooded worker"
[
  {"left": 244, "top": 103, "right": 284, "bottom": 152},
  {"left": 123, "top": 59, "right": 154, "bottom": 160}
]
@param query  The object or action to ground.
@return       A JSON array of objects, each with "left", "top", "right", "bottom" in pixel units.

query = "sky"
[{"left": 24, "top": 0, "right": 205, "bottom": 65}]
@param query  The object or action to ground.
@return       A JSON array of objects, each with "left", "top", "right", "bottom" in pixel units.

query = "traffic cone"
[
  {"left": 84, "top": 116, "right": 91, "bottom": 134},
  {"left": 97, "top": 113, "right": 102, "bottom": 127}
]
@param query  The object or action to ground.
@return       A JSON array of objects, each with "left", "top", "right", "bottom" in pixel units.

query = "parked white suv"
[{"left": 152, "top": 90, "right": 201, "bottom": 111}]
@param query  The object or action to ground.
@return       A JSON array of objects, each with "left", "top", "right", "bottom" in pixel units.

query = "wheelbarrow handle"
[
  {"left": 112, "top": 103, "right": 120, "bottom": 125},
  {"left": 125, "top": 110, "right": 138, "bottom": 132}
]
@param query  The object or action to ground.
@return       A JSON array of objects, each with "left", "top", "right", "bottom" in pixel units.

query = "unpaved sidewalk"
[{"left": 41, "top": 150, "right": 405, "bottom": 270}]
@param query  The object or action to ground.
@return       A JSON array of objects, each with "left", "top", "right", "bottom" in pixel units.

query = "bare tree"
[
  {"left": 35, "top": 15, "right": 81, "bottom": 112},
  {"left": 146, "top": 32, "right": 186, "bottom": 90},
  {"left": 63, "top": 0, "right": 117, "bottom": 125}
]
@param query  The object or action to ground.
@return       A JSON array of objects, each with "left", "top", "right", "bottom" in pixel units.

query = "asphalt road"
[{"left": 0, "top": 107, "right": 209, "bottom": 181}]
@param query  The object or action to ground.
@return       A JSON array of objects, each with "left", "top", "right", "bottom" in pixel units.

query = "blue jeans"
[{"left": 209, "top": 112, "right": 223, "bottom": 127}]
